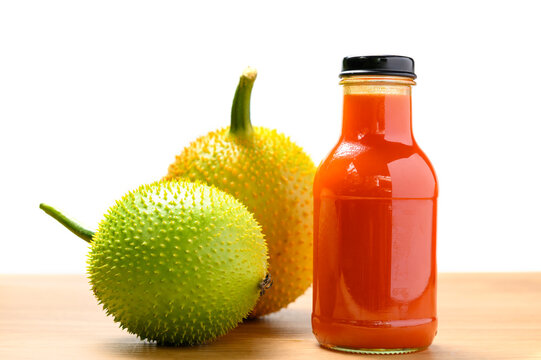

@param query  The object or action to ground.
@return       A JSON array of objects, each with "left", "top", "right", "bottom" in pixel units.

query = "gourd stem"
[
  {"left": 229, "top": 67, "right": 257, "bottom": 137},
  {"left": 39, "top": 203, "right": 94, "bottom": 243},
  {"left": 259, "top": 273, "right": 273, "bottom": 296}
]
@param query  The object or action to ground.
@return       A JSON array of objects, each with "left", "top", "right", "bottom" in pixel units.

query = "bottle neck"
[{"left": 340, "top": 76, "right": 415, "bottom": 145}]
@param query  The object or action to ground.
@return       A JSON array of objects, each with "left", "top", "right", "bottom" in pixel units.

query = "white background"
[{"left": 1, "top": 1, "right": 540, "bottom": 273}]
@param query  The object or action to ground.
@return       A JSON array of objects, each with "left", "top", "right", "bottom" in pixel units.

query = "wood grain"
[{"left": 1, "top": 273, "right": 540, "bottom": 359}]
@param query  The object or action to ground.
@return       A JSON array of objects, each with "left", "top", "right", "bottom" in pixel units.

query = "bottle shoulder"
[{"left": 314, "top": 137, "right": 438, "bottom": 198}]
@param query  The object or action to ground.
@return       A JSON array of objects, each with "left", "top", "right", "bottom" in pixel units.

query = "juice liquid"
[{"left": 312, "top": 90, "right": 438, "bottom": 353}]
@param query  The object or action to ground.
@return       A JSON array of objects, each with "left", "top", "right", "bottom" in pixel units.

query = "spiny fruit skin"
[
  {"left": 87, "top": 180, "right": 268, "bottom": 346},
  {"left": 165, "top": 127, "right": 315, "bottom": 317}
]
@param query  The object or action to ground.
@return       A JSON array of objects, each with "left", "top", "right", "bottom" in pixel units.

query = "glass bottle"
[{"left": 312, "top": 56, "right": 438, "bottom": 354}]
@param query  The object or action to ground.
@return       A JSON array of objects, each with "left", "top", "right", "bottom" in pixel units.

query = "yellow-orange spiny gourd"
[{"left": 165, "top": 68, "right": 315, "bottom": 317}]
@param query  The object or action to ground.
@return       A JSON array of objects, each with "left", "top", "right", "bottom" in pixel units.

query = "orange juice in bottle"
[{"left": 312, "top": 56, "right": 438, "bottom": 354}]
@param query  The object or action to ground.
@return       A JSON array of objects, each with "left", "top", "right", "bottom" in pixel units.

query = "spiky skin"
[
  {"left": 165, "top": 127, "right": 315, "bottom": 317},
  {"left": 87, "top": 181, "right": 268, "bottom": 345}
]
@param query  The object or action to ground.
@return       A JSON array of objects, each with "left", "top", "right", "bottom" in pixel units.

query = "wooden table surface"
[{"left": 1, "top": 273, "right": 540, "bottom": 360}]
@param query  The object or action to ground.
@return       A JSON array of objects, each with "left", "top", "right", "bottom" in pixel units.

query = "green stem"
[
  {"left": 39, "top": 203, "right": 94, "bottom": 243},
  {"left": 229, "top": 67, "right": 257, "bottom": 137}
]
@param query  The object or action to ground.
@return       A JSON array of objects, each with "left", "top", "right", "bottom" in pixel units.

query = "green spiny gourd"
[
  {"left": 40, "top": 180, "right": 269, "bottom": 346},
  {"left": 165, "top": 68, "right": 315, "bottom": 317}
]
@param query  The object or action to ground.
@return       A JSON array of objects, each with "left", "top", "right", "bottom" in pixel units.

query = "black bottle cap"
[{"left": 340, "top": 55, "right": 416, "bottom": 79}]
